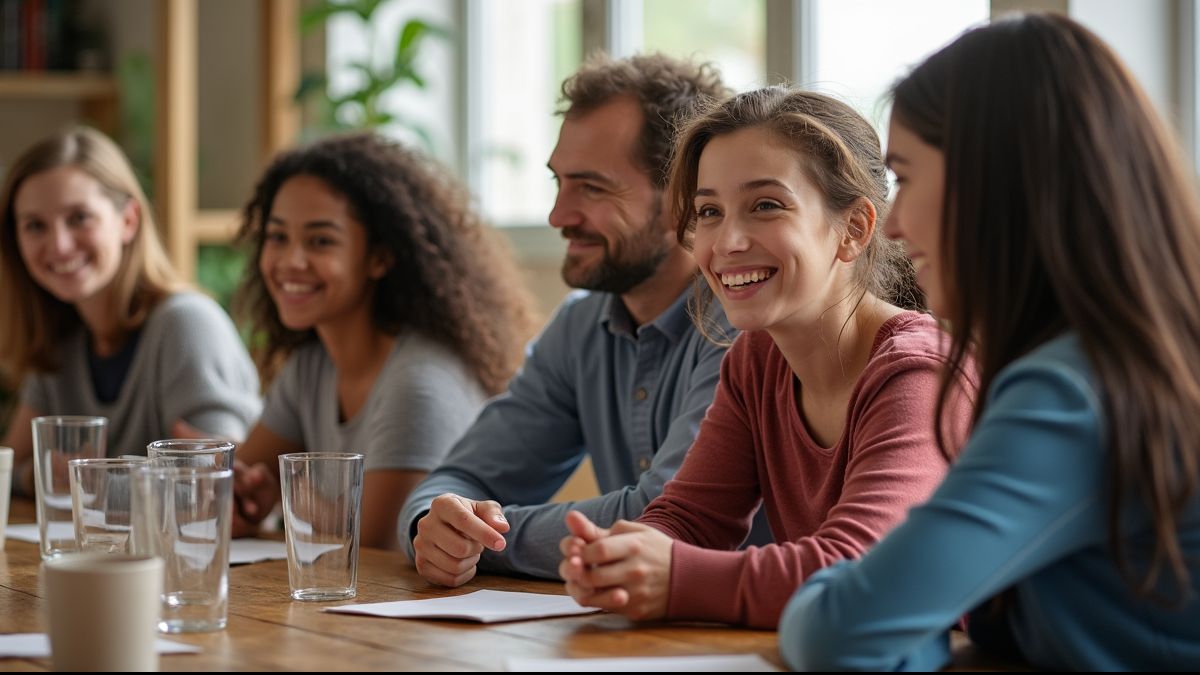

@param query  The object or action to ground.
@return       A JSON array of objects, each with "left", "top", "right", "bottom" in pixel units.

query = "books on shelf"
[{"left": 0, "top": 0, "right": 103, "bottom": 73}]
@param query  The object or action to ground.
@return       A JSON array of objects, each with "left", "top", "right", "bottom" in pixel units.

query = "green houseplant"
[{"left": 295, "top": 0, "right": 451, "bottom": 147}]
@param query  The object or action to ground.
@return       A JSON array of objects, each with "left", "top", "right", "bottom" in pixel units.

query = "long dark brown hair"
[
  {"left": 893, "top": 13, "right": 1200, "bottom": 598},
  {"left": 236, "top": 132, "right": 537, "bottom": 395},
  {"left": 668, "top": 86, "right": 923, "bottom": 342}
]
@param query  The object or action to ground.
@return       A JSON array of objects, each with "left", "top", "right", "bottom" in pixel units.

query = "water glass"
[
  {"left": 32, "top": 416, "right": 107, "bottom": 560},
  {"left": 69, "top": 457, "right": 151, "bottom": 554},
  {"left": 279, "top": 452, "right": 364, "bottom": 601},
  {"left": 0, "top": 447, "right": 12, "bottom": 546},
  {"left": 133, "top": 465, "right": 233, "bottom": 632}
]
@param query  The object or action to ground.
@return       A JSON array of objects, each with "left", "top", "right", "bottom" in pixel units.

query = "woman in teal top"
[{"left": 781, "top": 13, "right": 1200, "bottom": 671}]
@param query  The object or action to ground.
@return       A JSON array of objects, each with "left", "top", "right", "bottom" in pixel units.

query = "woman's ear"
[
  {"left": 368, "top": 249, "right": 393, "bottom": 280},
  {"left": 121, "top": 200, "right": 141, "bottom": 245},
  {"left": 837, "top": 197, "right": 876, "bottom": 263}
]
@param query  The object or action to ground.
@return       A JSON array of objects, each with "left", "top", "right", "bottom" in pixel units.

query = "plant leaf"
[
  {"left": 301, "top": 1, "right": 360, "bottom": 33},
  {"left": 355, "top": 0, "right": 387, "bottom": 21},
  {"left": 294, "top": 72, "right": 329, "bottom": 102},
  {"left": 394, "top": 19, "right": 451, "bottom": 75}
]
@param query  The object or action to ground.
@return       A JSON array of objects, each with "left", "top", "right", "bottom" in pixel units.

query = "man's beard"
[{"left": 560, "top": 217, "right": 671, "bottom": 294}]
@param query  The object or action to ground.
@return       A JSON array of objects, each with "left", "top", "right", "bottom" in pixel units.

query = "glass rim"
[
  {"left": 32, "top": 415, "right": 107, "bottom": 427},
  {"left": 146, "top": 438, "right": 236, "bottom": 453},
  {"left": 67, "top": 457, "right": 151, "bottom": 468},
  {"left": 279, "top": 452, "right": 364, "bottom": 462}
]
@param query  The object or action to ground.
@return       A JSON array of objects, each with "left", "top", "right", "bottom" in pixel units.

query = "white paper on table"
[
  {"left": 42, "top": 494, "right": 73, "bottom": 510},
  {"left": 81, "top": 508, "right": 130, "bottom": 531},
  {"left": 289, "top": 540, "right": 346, "bottom": 564},
  {"left": 230, "top": 538, "right": 288, "bottom": 565},
  {"left": 505, "top": 654, "right": 780, "bottom": 672},
  {"left": 179, "top": 518, "right": 218, "bottom": 540},
  {"left": 3, "top": 522, "right": 72, "bottom": 544},
  {"left": 323, "top": 589, "right": 602, "bottom": 623},
  {"left": 5, "top": 524, "right": 287, "bottom": 566},
  {"left": 0, "top": 633, "right": 202, "bottom": 658}
]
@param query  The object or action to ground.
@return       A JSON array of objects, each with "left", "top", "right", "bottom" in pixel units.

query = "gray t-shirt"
[
  {"left": 22, "top": 292, "right": 262, "bottom": 455},
  {"left": 259, "top": 331, "right": 485, "bottom": 473}
]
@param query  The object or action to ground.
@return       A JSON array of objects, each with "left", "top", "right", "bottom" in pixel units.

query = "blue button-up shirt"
[{"left": 400, "top": 288, "right": 731, "bottom": 579}]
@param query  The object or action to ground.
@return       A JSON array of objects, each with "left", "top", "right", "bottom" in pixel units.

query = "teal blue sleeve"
[{"left": 779, "top": 355, "right": 1105, "bottom": 671}]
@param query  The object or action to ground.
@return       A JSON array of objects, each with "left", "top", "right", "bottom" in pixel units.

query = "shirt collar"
[{"left": 599, "top": 286, "right": 694, "bottom": 344}]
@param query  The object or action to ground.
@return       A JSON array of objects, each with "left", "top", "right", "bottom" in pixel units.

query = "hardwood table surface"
[
  {"left": 0, "top": 497, "right": 783, "bottom": 671},
  {"left": 0, "top": 497, "right": 1024, "bottom": 671}
]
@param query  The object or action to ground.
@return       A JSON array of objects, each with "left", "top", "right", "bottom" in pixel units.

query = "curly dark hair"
[
  {"left": 235, "top": 132, "right": 537, "bottom": 395},
  {"left": 559, "top": 52, "right": 730, "bottom": 189}
]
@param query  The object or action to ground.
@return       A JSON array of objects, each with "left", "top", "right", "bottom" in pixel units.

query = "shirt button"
[
  {"left": 633, "top": 387, "right": 648, "bottom": 401},
  {"left": 638, "top": 457, "right": 651, "bottom": 471}
]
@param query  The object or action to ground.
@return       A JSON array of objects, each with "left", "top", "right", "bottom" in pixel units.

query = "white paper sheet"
[
  {"left": 0, "top": 633, "right": 202, "bottom": 658},
  {"left": 289, "top": 540, "right": 346, "bottom": 564},
  {"left": 505, "top": 654, "right": 780, "bottom": 672},
  {"left": 323, "top": 589, "right": 602, "bottom": 623},
  {"left": 229, "top": 538, "right": 289, "bottom": 565},
  {"left": 3, "top": 522, "right": 71, "bottom": 543},
  {"left": 3, "top": 525, "right": 286, "bottom": 566}
]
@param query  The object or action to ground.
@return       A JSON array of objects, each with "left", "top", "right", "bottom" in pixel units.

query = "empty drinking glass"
[
  {"left": 133, "top": 465, "right": 233, "bottom": 632},
  {"left": 279, "top": 452, "right": 364, "bottom": 601},
  {"left": 32, "top": 416, "right": 107, "bottom": 560},
  {"left": 69, "top": 457, "right": 151, "bottom": 554}
]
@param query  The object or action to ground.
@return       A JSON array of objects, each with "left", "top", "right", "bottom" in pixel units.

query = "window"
[
  {"left": 810, "top": 0, "right": 989, "bottom": 133},
  {"left": 469, "top": 0, "right": 582, "bottom": 226},
  {"left": 323, "top": 0, "right": 985, "bottom": 226},
  {"left": 642, "top": 0, "right": 767, "bottom": 91}
]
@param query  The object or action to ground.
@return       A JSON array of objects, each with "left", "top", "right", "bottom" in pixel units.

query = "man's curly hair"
[{"left": 559, "top": 52, "right": 730, "bottom": 189}]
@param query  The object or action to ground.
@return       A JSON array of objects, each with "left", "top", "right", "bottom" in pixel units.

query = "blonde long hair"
[{"left": 0, "top": 127, "right": 184, "bottom": 383}]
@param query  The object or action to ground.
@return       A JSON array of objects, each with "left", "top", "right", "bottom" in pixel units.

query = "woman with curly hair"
[{"left": 232, "top": 132, "right": 537, "bottom": 549}]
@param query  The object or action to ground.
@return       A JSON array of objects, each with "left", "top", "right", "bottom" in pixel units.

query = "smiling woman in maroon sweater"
[{"left": 558, "top": 87, "right": 976, "bottom": 628}]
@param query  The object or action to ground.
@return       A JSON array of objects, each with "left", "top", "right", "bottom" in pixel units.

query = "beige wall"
[
  {"left": 196, "top": 0, "right": 262, "bottom": 209},
  {"left": 0, "top": 103, "right": 87, "bottom": 172}
]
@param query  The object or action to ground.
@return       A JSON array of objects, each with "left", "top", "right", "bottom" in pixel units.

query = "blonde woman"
[{"left": 0, "top": 127, "right": 260, "bottom": 493}]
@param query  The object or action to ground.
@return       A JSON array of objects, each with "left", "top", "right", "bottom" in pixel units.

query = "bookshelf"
[
  {"left": 0, "top": 0, "right": 301, "bottom": 279},
  {"left": 0, "top": 71, "right": 114, "bottom": 97},
  {"left": 0, "top": 71, "right": 117, "bottom": 135}
]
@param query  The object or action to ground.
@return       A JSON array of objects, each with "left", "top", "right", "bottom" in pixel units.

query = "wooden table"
[
  {"left": 0, "top": 498, "right": 782, "bottom": 671},
  {"left": 1, "top": 498, "right": 1026, "bottom": 671}
]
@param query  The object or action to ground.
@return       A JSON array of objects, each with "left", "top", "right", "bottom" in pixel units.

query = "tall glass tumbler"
[
  {"left": 32, "top": 416, "right": 107, "bottom": 560},
  {"left": 133, "top": 465, "right": 233, "bottom": 632},
  {"left": 279, "top": 452, "right": 364, "bottom": 601}
]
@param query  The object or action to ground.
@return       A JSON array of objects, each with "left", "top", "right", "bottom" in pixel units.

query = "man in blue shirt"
[{"left": 400, "top": 53, "right": 734, "bottom": 585}]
